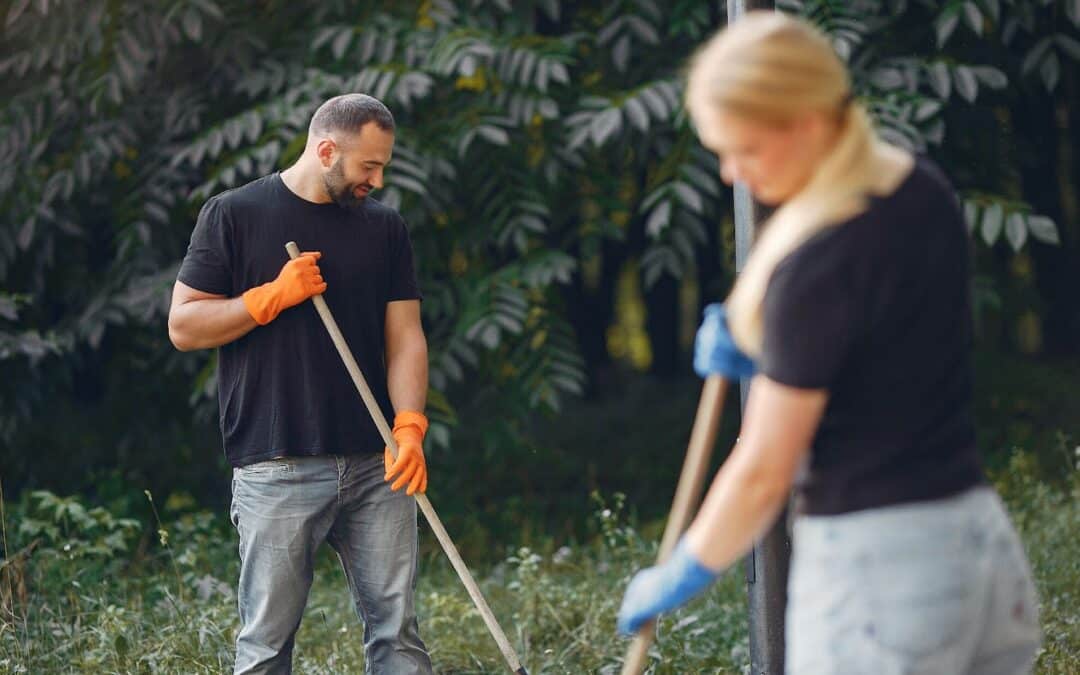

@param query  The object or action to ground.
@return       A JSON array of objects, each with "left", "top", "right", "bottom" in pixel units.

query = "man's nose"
[{"left": 370, "top": 167, "right": 384, "bottom": 189}]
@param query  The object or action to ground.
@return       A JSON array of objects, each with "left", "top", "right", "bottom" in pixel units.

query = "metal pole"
[{"left": 725, "top": 3, "right": 787, "bottom": 674}]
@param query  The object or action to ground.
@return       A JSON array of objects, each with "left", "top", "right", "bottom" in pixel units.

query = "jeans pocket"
[
  {"left": 235, "top": 458, "right": 294, "bottom": 480},
  {"left": 860, "top": 549, "right": 978, "bottom": 659}
]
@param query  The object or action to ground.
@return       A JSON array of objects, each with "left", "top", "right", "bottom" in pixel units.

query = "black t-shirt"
[
  {"left": 760, "top": 157, "right": 983, "bottom": 515},
  {"left": 177, "top": 173, "right": 421, "bottom": 467}
]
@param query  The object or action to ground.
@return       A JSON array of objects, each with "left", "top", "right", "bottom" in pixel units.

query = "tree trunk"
[
  {"left": 1013, "top": 88, "right": 1080, "bottom": 356},
  {"left": 644, "top": 273, "right": 679, "bottom": 377},
  {"left": 564, "top": 238, "right": 623, "bottom": 394}
]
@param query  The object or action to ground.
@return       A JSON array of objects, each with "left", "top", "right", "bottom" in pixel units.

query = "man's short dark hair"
[{"left": 309, "top": 94, "right": 395, "bottom": 138}]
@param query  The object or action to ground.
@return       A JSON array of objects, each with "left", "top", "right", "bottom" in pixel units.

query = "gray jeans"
[
  {"left": 230, "top": 454, "right": 432, "bottom": 675},
  {"left": 786, "top": 486, "right": 1040, "bottom": 675}
]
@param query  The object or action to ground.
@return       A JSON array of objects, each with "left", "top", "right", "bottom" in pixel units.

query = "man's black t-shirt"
[
  {"left": 759, "top": 157, "right": 983, "bottom": 515},
  {"left": 177, "top": 174, "right": 421, "bottom": 467}
]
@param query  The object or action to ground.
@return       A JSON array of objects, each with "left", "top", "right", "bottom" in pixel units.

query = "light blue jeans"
[
  {"left": 230, "top": 454, "right": 432, "bottom": 675},
  {"left": 786, "top": 486, "right": 1040, "bottom": 675}
]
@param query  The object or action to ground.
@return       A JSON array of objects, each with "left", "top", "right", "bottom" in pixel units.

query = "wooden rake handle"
[
  {"left": 285, "top": 242, "right": 528, "bottom": 675},
  {"left": 619, "top": 375, "right": 728, "bottom": 675}
]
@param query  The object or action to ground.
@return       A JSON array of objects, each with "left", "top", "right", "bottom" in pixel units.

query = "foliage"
[
  {"left": 1, "top": 0, "right": 1077, "bottom": 496},
  {"left": 16, "top": 489, "right": 140, "bottom": 561},
  {"left": 781, "top": 0, "right": 1076, "bottom": 249},
  {"left": 972, "top": 349, "right": 1080, "bottom": 476},
  {"left": 2, "top": 450, "right": 1078, "bottom": 673},
  {"left": 991, "top": 447, "right": 1080, "bottom": 673}
]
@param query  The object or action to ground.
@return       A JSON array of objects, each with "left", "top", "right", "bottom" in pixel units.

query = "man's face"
[{"left": 322, "top": 122, "right": 395, "bottom": 210}]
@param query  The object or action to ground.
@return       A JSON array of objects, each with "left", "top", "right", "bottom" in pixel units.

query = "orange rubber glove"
[
  {"left": 241, "top": 252, "right": 327, "bottom": 325},
  {"left": 384, "top": 411, "right": 428, "bottom": 495}
]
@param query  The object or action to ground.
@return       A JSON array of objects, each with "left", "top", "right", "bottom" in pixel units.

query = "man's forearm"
[
  {"left": 386, "top": 335, "right": 428, "bottom": 413},
  {"left": 168, "top": 297, "right": 258, "bottom": 351}
]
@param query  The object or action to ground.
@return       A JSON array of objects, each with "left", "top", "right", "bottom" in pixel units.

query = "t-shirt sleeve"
[
  {"left": 176, "top": 196, "right": 233, "bottom": 296},
  {"left": 759, "top": 242, "right": 854, "bottom": 390},
  {"left": 387, "top": 214, "right": 422, "bottom": 302}
]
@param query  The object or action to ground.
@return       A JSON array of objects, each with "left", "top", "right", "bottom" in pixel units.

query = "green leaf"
[
  {"left": 612, "top": 35, "right": 631, "bottom": 72},
  {"left": 1026, "top": 215, "right": 1060, "bottom": 245},
  {"left": 1057, "top": 34, "right": 1080, "bottom": 61},
  {"left": 1005, "top": 212, "right": 1026, "bottom": 252},
  {"left": 1021, "top": 37, "right": 1052, "bottom": 76},
  {"left": 977, "top": 0, "right": 1000, "bottom": 23},
  {"left": 549, "top": 62, "right": 569, "bottom": 84},
  {"left": 981, "top": 203, "right": 1003, "bottom": 246},
  {"left": 331, "top": 28, "right": 352, "bottom": 60},
  {"left": 17, "top": 218, "right": 35, "bottom": 250},
  {"left": 625, "top": 16, "right": 660, "bottom": 45},
  {"left": 671, "top": 182, "right": 704, "bottom": 214},
  {"left": 623, "top": 97, "right": 649, "bottom": 132},
  {"left": 645, "top": 200, "right": 671, "bottom": 237},
  {"left": 870, "top": 68, "right": 905, "bottom": 90},
  {"left": 1040, "top": 52, "right": 1060, "bottom": 91},
  {"left": 963, "top": 200, "right": 978, "bottom": 234},
  {"left": 639, "top": 87, "right": 669, "bottom": 118},
  {"left": 191, "top": 0, "right": 224, "bottom": 20},
  {"left": 953, "top": 66, "right": 978, "bottom": 102},
  {"left": 589, "top": 108, "right": 622, "bottom": 146},
  {"left": 924, "top": 118, "right": 945, "bottom": 145},
  {"left": 182, "top": 8, "right": 203, "bottom": 42},
  {"left": 311, "top": 26, "right": 340, "bottom": 51},
  {"left": 476, "top": 125, "right": 510, "bottom": 146},
  {"left": 914, "top": 100, "right": 942, "bottom": 121},
  {"left": 5, "top": 0, "right": 31, "bottom": 26},
  {"left": 537, "top": 0, "right": 559, "bottom": 21},
  {"left": 0, "top": 296, "right": 19, "bottom": 321},
  {"left": 682, "top": 163, "right": 720, "bottom": 197},
  {"left": 962, "top": 2, "right": 982, "bottom": 35},
  {"left": 971, "top": 66, "right": 1007, "bottom": 89},
  {"left": 928, "top": 62, "right": 951, "bottom": 98},
  {"left": 935, "top": 10, "right": 960, "bottom": 47}
]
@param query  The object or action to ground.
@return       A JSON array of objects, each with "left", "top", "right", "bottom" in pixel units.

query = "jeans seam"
[{"left": 336, "top": 455, "right": 344, "bottom": 509}]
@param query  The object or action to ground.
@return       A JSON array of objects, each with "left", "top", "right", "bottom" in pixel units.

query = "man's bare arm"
[
  {"left": 167, "top": 281, "right": 257, "bottom": 351},
  {"left": 384, "top": 299, "right": 428, "bottom": 413}
]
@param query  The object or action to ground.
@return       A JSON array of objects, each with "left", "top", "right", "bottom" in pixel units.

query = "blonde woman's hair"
[{"left": 686, "top": 11, "right": 881, "bottom": 356}]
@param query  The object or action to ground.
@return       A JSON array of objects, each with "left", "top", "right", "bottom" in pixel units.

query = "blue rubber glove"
[
  {"left": 616, "top": 538, "right": 721, "bottom": 636},
  {"left": 693, "top": 303, "right": 756, "bottom": 379}
]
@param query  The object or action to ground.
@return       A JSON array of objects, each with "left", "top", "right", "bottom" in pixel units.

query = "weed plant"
[{"left": 1, "top": 448, "right": 1077, "bottom": 674}]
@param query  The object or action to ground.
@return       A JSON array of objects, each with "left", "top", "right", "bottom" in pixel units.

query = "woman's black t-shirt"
[
  {"left": 759, "top": 157, "right": 983, "bottom": 515},
  {"left": 177, "top": 174, "right": 421, "bottom": 467}
]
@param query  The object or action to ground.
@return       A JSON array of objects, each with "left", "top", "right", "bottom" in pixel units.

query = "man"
[{"left": 168, "top": 94, "right": 433, "bottom": 675}]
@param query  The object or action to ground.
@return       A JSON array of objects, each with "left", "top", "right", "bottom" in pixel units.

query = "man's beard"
[{"left": 324, "top": 159, "right": 371, "bottom": 211}]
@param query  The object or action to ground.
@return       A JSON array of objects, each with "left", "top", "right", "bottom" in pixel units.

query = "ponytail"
[
  {"left": 727, "top": 104, "right": 878, "bottom": 355},
  {"left": 685, "top": 12, "right": 883, "bottom": 356}
]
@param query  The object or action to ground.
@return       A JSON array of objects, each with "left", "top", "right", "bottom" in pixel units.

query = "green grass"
[
  {"left": 2, "top": 456, "right": 1078, "bottom": 674},
  {"left": 992, "top": 451, "right": 1080, "bottom": 674},
  {"left": 0, "top": 492, "right": 752, "bottom": 673},
  {"left": 972, "top": 349, "right": 1080, "bottom": 478},
  {"left": 3, "top": 350, "right": 1077, "bottom": 673}
]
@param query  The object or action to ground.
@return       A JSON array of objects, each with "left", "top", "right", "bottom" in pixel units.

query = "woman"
[{"left": 617, "top": 12, "right": 1041, "bottom": 674}]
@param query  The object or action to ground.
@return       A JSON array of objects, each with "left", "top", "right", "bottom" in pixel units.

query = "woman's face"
[{"left": 694, "top": 106, "right": 834, "bottom": 205}]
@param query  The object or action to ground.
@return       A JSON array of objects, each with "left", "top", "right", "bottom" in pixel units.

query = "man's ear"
[{"left": 316, "top": 138, "right": 337, "bottom": 168}]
